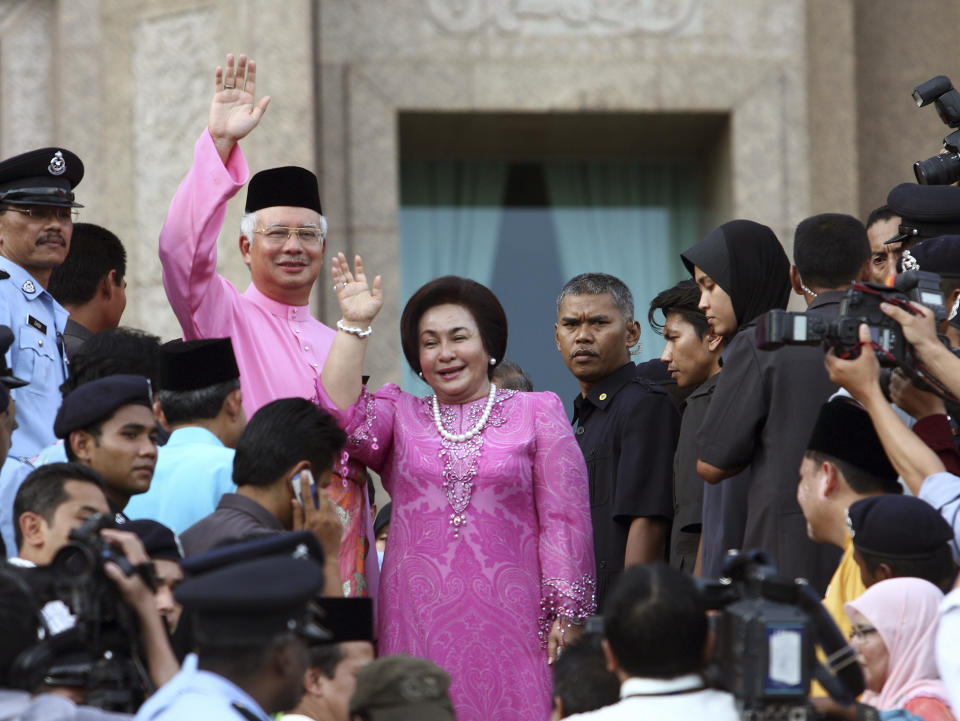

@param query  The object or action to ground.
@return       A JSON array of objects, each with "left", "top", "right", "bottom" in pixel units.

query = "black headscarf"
[{"left": 681, "top": 219, "right": 791, "bottom": 330}]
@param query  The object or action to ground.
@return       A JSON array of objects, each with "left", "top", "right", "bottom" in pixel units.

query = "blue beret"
[
  {"left": 176, "top": 555, "right": 328, "bottom": 643},
  {"left": 848, "top": 494, "right": 954, "bottom": 558},
  {"left": 124, "top": 519, "right": 182, "bottom": 562},
  {"left": 53, "top": 374, "right": 152, "bottom": 439},
  {"left": 0, "top": 147, "right": 83, "bottom": 207},
  {"left": 897, "top": 235, "right": 960, "bottom": 277},
  {"left": 885, "top": 183, "right": 960, "bottom": 245}
]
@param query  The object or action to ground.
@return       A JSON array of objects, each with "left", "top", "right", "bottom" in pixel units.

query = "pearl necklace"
[{"left": 432, "top": 383, "right": 498, "bottom": 442}]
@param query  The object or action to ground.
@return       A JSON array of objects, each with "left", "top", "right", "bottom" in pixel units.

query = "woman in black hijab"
[
  {"left": 681, "top": 219, "right": 791, "bottom": 337},
  {"left": 678, "top": 219, "right": 790, "bottom": 579}
]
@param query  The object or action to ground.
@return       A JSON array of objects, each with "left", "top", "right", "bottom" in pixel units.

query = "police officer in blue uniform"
[
  {"left": 134, "top": 554, "right": 328, "bottom": 721},
  {"left": 0, "top": 146, "right": 83, "bottom": 462}
]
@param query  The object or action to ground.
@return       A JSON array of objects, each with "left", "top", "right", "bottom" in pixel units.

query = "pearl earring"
[
  {"left": 489, "top": 358, "right": 496, "bottom": 365},
  {"left": 418, "top": 371, "right": 424, "bottom": 378}
]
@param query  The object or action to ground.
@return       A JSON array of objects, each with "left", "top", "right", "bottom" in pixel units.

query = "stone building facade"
[{"left": 1, "top": 0, "right": 958, "bottom": 389}]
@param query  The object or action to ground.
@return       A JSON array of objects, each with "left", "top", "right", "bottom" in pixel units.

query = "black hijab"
[{"left": 681, "top": 219, "right": 791, "bottom": 330}]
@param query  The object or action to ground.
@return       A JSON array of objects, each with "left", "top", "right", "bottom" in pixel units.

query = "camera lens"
[{"left": 913, "top": 151, "right": 960, "bottom": 184}]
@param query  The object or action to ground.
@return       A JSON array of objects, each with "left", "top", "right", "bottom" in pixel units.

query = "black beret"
[
  {"left": 53, "top": 374, "right": 153, "bottom": 439},
  {"left": 897, "top": 235, "right": 960, "bottom": 277},
  {"left": 848, "top": 494, "right": 954, "bottom": 558},
  {"left": 123, "top": 519, "right": 182, "bottom": 562},
  {"left": 176, "top": 555, "right": 328, "bottom": 644},
  {"left": 0, "top": 325, "right": 28, "bottom": 389},
  {"left": 0, "top": 382, "right": 7, "bottom": 415},
  {"left": 885, "top": 183, "right": 960, "bottom": 245},
  {"left": 160, "top": 338, "right": 239, "bottom": 392},
  {"left": 244, "top": 166, "right": 322, "bottom": 215},
  {"left": 180, "top": 530, "right": 324, "bottom": 576},
  {"left": 0, "top": 147, "right": 83, "bottom": 207},
  {"left": 806, "top": 398, "right": 899, "bottom": 486}
]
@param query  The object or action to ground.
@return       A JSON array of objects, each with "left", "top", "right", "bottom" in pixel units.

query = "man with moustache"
[
  {"left": 555, "top": 273, "right": 679, "bottom": 611},
  {"left": 0, "top": 148, "right": 82, "bottom": 464}
]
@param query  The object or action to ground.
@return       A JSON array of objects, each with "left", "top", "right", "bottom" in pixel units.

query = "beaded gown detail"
[{"left": 317, "top": 383, "right": 596, "bottom": 721}]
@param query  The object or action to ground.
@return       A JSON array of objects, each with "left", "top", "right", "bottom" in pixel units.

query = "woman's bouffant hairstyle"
[{"left": 400, "top": 276, "right": 508, "bottom": 380}]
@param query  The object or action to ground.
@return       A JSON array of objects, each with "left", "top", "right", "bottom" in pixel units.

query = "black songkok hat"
[
  {"left": 374, "top": 501, "right": 392, "bottom": 539},
  {"left": 176, "top": 555, "right": 328, "bottom": 644},
  {"left": 805, "top": 397, "right": 898, "bottom": 487},
  {"left": 53, "top": 374, "right": 152, "bottom": 439},
  {"left": 896, "top": 235, "right": 960, "bottom": 278},
  {"left": 848, "top": 494, "right": 954, "bottom": 558},
  {"left": 0, "top": 325, "right": 28, "bottom": 389},
  {"left": 160, "top": 338, "right": 240, "bottom": 392},
  {"left": 0, "top": 147, "right": 83, "bottom": 207},
  {"left": 885, "top": 183, "right": 960, "bottom": 246},
  {"left": 311, "top": 597, "right": 374, "bottom": 644},
  {"left": 244, "top": 166, "right": 322, "bottom": 214},
  {"left": 124, "top": 519, "right": 183, "bottom": 562}
]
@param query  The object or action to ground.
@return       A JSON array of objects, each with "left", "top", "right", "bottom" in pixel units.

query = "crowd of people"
[{"left": 2, "top": 50, "right": 960, "bottom": 721}]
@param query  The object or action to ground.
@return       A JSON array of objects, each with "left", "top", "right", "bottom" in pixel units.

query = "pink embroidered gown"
[{"left": 317, "top": 383, "right": 596, "bottom": 721}]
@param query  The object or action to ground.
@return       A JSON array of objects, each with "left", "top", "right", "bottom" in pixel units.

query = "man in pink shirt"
[
  {"left": 159, "top": 54, "right": 377, "bottom": 600},
  {"left": 160, "top": 53, "right": 334, "bottom": 418}
]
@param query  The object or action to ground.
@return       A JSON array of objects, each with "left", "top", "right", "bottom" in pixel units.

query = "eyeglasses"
[
  {"left": 254, "top": 225, "right": 325, "bottom": 247},
  {"left": 1, "top": 205, "right": 78, "bottom": 222},
  {"left": 849, "top": 626, "right": 878, "bottom": 643}
]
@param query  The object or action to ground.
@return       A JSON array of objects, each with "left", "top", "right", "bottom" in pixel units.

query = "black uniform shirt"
[{"left": 572, "top": 361, "right": 679, "bottom": 610}]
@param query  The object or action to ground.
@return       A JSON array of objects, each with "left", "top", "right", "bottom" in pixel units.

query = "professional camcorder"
[
  {"left": 755, "top": 270, "right": 945, "bottom": 366},
  {"left": 702, "top": 551, "right": 865, "bottom": 721},
  {"left": 913, "top": 75, "right": 960, "bottom": 185},
  {"left": 7, "top": 513, "right": 157, "bottom": 712}
]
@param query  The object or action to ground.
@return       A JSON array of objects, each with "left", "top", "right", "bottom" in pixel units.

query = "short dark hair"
[
  {"left": 804, "top": 451, "right": 903, "bottom": 495},
  {"left": 866, "top": 205, "right": 899, "bottom": 229},
  {"left": 233, "top": 399, "right": 346, "bottom": 488},
  {"left": 12, "top": 463, "right": 105, "bottom": 550},
  {"left": 859, "top": 545, "right": 958, "bottom": 593},
  {"left": 61, "top": 327, "right": 162, "bottom": 396},
  {"left": 158, "top": 378, "right": 241, "bottom": 426},
  {"left": 557, "top": 273, "right": 634, "bottom": 321},
  {"left": 648, "top": 279, "right": 710, "bottom": 339},
  {"left": 793, "top": 213, "right": 870, "bottom": 289},
  {"left": 552, "top": 635, "right": 620, "bottom": 717},
  {"left": 307, "top": 643, "right": 346, "bottom": 680},
  {"left": 491, "top": 359, "right": 533, "bottom": 392},
  {"left": 604, "top": 563, "right": 707, "bottom": 679},
  {"left": 47, "top": 223, "right": 126, "bottom": 306},
  {"left": 400, "top": 276, "right": 507, "bottom": 378}
]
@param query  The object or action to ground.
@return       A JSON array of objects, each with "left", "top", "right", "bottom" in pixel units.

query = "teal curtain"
[
  {"left": 399, "top": 160, "right": 509, "bottom": 391},
  {"left": 544, "top": 162, "right": 699, "bottom": 361}
]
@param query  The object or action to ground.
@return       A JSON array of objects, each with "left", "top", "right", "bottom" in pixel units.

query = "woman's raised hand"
[{"left": 332, "top": 253, "right": 383, "bottom": 326}]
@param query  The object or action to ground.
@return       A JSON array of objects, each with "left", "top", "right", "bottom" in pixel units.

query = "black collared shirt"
[
  {"left": 572, "top": 362, "right": 680, "bottom": 610},
  {"left": 180, "top": 493, "right": 284, "bottom": 556}
]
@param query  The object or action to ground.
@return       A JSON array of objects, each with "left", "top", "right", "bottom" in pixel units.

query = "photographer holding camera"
[{"left": 4, "top": 462, "right": 178, "bottom": 712}]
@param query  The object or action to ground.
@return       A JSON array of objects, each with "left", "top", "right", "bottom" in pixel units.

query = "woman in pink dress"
[{"left": 317, "top": 254, "right": 597, "bottom": 721}]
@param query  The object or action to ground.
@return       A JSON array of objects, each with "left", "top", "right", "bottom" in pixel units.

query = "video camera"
[
  {"left": 701, "top": 551, "right": 865, "bottom": 721},
  {"left": 913, "top": 75, "right": 960, "bottom": 185},
  {"left": 7, "top": 513, "right": 157, "bottom": 712},
  {"left": 755, "top": 270, "right": 945, "bottom": 366}
]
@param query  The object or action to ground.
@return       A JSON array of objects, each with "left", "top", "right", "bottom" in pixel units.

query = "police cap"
[
  {"left": 179, "top": 530, "right": 323, "bottom": 576},
  {"left": 847, "top": 494, "right": 954, "bottom": 559},
  {"left": 350, "top": 655, "right": 455, "bottom": 721},
  {"left": 53, "top": 374, "right": 152, "bottom": 439},
  {"left": 885, "top": 183, "right": 960, "bottom": 245},
  {"left": 160, "top": 338, "right": 240, "bottom": 392},
  {"left": 176, "top": 555, "right": 327, "bottom": 644},
  {"left": 0, "top": 325, "right": 28, "bottom": 389},
  {"left": 0, "top": 147, "right": 83, "bottom": 208},
  {"left": 897, "top": 235, "right": 960, "bottom": 277}
]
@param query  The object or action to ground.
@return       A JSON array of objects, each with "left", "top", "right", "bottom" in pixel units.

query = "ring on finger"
[{"left": 223, "top": 83, "right": 235, "bottom": 89}]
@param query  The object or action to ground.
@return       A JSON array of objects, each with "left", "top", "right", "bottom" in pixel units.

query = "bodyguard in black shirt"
[{"left": 555, "top": 273, "right": 679, "bottom": 610}]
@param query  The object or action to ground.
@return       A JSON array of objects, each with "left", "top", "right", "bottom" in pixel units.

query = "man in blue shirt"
[
  {"left": 0, "top": 147, "right": 82, "bottom": 463},
  {"left": 125, "top": 338, "right": 245, "bottom": 532},
  {"left": 135, "top": 554, "right": 327, "bottom": 721}
]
